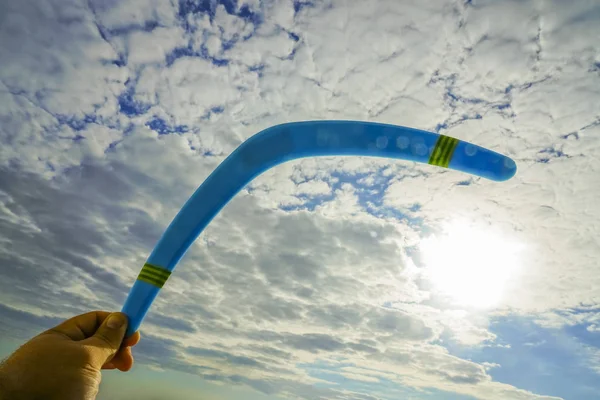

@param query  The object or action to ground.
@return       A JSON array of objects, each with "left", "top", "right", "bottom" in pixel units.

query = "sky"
[{"left": 0, "top": 0, "right": 599, "bottom": 399}]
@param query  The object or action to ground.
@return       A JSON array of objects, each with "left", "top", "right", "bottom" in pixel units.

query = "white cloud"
[
  {"left": 127, "top": 26, "right": 187, "bottom": 66},
  {"left": 89, "top": 0, "right": 179, "bottom": 29},
  {"left": 587, "top": 325, "right": 600, "bottom": 333},
  {"left": 1, "top": 0, "right": 599, "bottom": 399},
  {"left": 0, "top": 0, "right": 127, "bottom": 117}
]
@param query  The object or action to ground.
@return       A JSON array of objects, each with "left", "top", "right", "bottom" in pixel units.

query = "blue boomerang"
[{"left": 121, "top": 120, "right": 517, "bottom": 336}]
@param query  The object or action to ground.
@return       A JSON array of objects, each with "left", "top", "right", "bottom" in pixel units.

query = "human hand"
[{"left": 0, "top": 311, "right": 141, "bottom": 400}]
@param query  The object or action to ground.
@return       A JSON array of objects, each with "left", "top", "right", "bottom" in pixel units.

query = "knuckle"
[{"left": 93, "top": 331, "right": 117, "bottom": 350}]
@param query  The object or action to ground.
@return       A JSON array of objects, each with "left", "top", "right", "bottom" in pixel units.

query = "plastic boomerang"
[{"left": 121, "top": 120, "right": 517, "bottom": 336}]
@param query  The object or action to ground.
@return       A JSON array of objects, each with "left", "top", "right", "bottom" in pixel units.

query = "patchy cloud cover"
[{"left": 1, "top": 0, "right": 599, "bottom": 399}]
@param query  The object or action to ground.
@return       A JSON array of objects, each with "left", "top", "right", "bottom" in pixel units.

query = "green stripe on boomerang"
[
  {"left": 429, "top": 135, "right": 459, "bottom": 168},
  {"left": 138, "top": 273, "right": 169, "bottom": 288},
  {"left": 137, "top": 263, "right": 171, "bottom": 288},
  {"left": 429, "top": 135, "right": 452, "bottom": 165}
]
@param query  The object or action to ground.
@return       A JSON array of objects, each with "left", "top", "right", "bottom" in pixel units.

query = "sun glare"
[{"left": 420, "top": 219, "right": 524, "bottom": 309}]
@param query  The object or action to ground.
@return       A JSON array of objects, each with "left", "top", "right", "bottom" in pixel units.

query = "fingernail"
[{"left": 107, "top": 313, "right": 125, "bottom": 329}]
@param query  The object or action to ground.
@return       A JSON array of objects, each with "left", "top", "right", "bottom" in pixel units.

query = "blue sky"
[{"left": 1, "top": 0, "right": 600, "bottom": 399}]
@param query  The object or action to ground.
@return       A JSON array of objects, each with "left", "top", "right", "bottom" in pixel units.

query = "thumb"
[{"left": 83, "top": 312, "right": 128, "bottom": 369}]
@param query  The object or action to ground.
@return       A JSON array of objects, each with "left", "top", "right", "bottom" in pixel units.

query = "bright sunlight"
[{"left": 420, "top": 219, "right": 524, "bottom": 309}]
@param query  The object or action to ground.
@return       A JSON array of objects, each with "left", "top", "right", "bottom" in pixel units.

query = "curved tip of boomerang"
[{"left": 493, "top": 156, "right": 518, "bottom": 182}]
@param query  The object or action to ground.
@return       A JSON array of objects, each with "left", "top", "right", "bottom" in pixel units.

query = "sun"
[{"left": 419, "top": 219, "right": 524, "bottom": 309}]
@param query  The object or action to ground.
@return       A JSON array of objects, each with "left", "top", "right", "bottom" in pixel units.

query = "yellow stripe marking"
[
  {"left": 137, "top": 263, "right": 171, "bottom": 288},
  {"left": 429, "top": 135, "right": 459, "bottom": 168}
]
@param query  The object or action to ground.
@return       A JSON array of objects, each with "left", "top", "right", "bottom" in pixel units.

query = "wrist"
[
  {"left": 0, "top": 357, "right": 39, "bottom": 400},
  {"left": 0, "top": 364, "right": 18, "bottom": 400}
]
